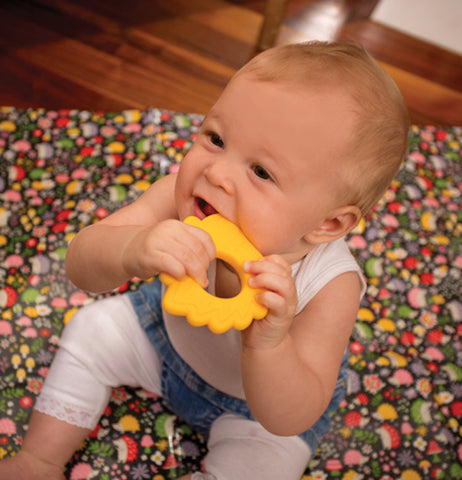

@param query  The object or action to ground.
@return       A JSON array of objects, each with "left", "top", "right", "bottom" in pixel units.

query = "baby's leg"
[
  {"left": 195, "top": 413, "right": 311, "bottom": 480},
  {"left": 0, "top": 411, "right": 92, "bottom": 480},
  {"left": 0, "top": 294, "right": 162, "bottom": 480}
]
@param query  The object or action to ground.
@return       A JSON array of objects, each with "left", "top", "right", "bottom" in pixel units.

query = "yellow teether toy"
[{"left": 159, "top": 214, "right": 268, "bottom": 334}]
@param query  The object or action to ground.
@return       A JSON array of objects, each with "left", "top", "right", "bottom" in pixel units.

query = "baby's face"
[{"left": 175, "top": 74, "right": 356, "bottom": 262}]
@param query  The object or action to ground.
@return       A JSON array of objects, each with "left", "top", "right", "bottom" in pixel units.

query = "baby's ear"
[{"left": 304, "top": 205, "right": 362, "bottom": 244}]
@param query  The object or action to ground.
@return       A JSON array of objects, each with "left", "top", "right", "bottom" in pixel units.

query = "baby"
[{"left": 0, "top": 41, "right": 409, "bottom": 480}]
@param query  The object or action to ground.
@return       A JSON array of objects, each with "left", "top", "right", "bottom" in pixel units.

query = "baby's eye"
[
  {"left": 252, "top": 165, "right": 272, "bottom": 181},
  {"left": 209, "top": 132, "right": 224, "bottom": 149}
]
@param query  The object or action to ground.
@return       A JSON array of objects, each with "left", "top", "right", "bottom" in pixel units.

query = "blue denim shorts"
[{"left": 127, "top": 279, "right": 347, "bottom": 453}]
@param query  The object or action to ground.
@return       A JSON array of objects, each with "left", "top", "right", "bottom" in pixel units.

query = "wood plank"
[
  {"left": 14, "top": 38, "right": 221, "bottom": 112},
  {"left": 0, "top": 55, "right": 130, "bottom": 111},
  {"left": 35, "top": 0, "right": 259, "bottom": 68},
  {"left": 0, "top": 5, "right": 231, "bottom": 112},
  {"left": 26, "top": 0, "right": 238, "bottom": 85},
  {"left": 380, "top": 62, "right": 462, "bottom": 125},
  {"left": 0, "top": 0, "right": 459, "bottom": 125},
  {"left": 338, "top": 20, "right": 462, "bottom": 92}
]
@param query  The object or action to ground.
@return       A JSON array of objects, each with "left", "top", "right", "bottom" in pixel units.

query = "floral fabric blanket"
[{"left": 0, "top": 107, "right": 461, "bottom": 480}]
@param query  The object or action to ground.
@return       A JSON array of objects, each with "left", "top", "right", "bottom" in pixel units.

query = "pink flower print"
[
  {"left": 112, "top": 387, "right": 130, "bottom": 405},
  {"left": 364, "top": 374, "right": 384, "bottom": 394},
  {"left": 27, "top": 378, "right": 43, "bottom": 394},
  {"left": 0, "top": 418, "right": 16, "bottom": 435},
  {"left": 70, "top": 462, "right": 97, "bottom": 480}
]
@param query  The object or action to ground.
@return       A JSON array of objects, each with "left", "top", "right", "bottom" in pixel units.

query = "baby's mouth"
[{"left": 197, "top": 197, "right": 218, "bottom": 217}]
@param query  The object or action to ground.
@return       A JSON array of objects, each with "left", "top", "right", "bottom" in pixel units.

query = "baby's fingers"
[
  {"left": 244, "top": 256, "right": 292, "bottom": 290},
  {"left": 244, "top": 255, "right": 291, "bottom": 276},
  {"left": 186, "top": 224, "right": 216, "bottom": 261},
  {"left": 174, "top": 225, "right": 216, "bottom": 287},
  {"left": 245, "top": 255, "right": 297, "bottom": 315},
  {"left": 248, "top": 269, "right": 294, "bottom": 298},
  {"left": 255, "top": 290, "right": 287, "bottom": 316}
]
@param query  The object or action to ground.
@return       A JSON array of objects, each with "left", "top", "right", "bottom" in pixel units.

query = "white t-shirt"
[{"left": 164, "top": 238, "right": 366, "bottom": 399}]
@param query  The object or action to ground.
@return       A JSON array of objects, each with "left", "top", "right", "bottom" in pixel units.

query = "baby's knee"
[
  {"left": 204, "top": 414, "right": 310, "bottom": 480},
  {"left": 59, "top": 295, "right": 131, "bottom": 355},
  {"left": 57, "top": 294, "right": 161, "bottom": 392}
]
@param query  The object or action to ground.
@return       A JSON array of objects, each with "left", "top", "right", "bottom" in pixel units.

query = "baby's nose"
[{"left": 204, "top": 161, "right": 235, "bottom": 194}]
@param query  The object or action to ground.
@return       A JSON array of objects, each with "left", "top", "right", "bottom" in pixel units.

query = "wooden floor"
[{"left": 0, "top": 0, "right": 461, "bottom": 125}]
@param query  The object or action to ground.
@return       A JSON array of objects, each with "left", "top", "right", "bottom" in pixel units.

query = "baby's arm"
[
  {"left": 66, "top": 174, "right": 215, "bottom": 293},
  {"left": 241, "top": 258, "right": 360, "bottom": 437}
]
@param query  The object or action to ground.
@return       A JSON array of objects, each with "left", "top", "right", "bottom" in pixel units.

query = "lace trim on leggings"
[
  {"left": 35, "top": 394, "right": 97, "bottom": 430},
  {"left": 191, "top": 474, "right": 217, "bottom": 480}
]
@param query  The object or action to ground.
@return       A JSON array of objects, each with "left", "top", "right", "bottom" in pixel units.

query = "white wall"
[{"left": 372, "top": 0, "right": 462, "bottom": 55}]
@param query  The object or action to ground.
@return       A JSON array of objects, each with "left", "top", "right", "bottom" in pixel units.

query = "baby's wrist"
[{"left": 241, "top": 329, "right": 291, "bottom": 355}]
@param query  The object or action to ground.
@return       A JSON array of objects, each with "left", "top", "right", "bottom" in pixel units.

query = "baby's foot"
[{"left": 0, "top": 450, "right": 64, "bottom": 480}]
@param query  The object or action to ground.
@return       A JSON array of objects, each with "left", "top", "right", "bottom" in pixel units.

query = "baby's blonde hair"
[{"left": 236, "top": 41, "right": 409, "bottom": 214}]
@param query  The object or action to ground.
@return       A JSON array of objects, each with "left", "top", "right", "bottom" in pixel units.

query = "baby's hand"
[
  {"left": 242, "top": 255, "right": 297, "bottom": 350},
  {"left": 122, "top": 219, "right": 216, "bottom": 288}
]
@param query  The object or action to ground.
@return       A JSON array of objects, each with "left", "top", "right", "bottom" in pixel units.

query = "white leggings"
[{"left": 35, "top": 295, "right": 310, "bottom": 480}]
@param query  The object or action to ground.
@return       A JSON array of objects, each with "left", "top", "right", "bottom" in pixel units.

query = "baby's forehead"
[
  {"left": 223, "top": 72, "right": 355, "bottom": 108},
  {"left": 210, "top": 76, "right": 359, "bottom": 146}
]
